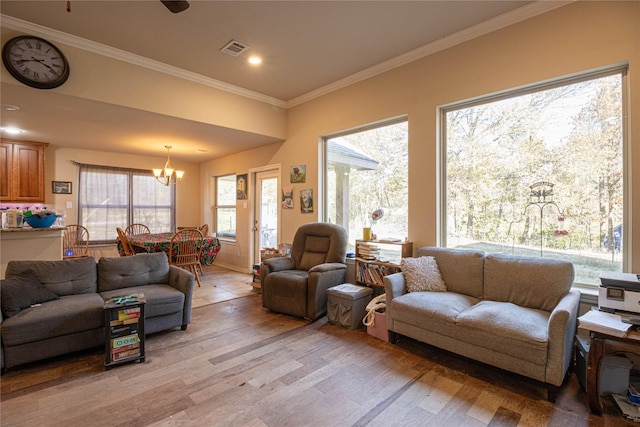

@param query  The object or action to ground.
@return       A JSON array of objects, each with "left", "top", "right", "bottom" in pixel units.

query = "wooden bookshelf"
[{"left": 355, "top": 239, "right": 412, "bottom": 295}]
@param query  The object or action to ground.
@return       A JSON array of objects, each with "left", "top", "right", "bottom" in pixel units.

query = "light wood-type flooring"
[{"left": 0, "top": 265, "right": 634, "bottom": 426}]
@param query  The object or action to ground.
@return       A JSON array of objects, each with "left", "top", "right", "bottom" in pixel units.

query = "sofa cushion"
[
  {"left": 417, "top": 247, "right": 485, "bottom": 299},
  {"left": 390, "top": 291, "right": 478, "bottom": 337},
  {"left": 100, "top": 284, "right": 185, "bottom": 318},
  {"left": 299, "top": 236, "right": 330, "bottom": 270},
  {"left": 455, "top": 300, "right": 549, "bottom": 365},
  {"left": 401, "top": 256, "right": 446, "bottom": 292},
  {"left": 483, "top": 254, "right": 574, "bottom": 312},
  {"left": 1, "top": 293, "right": 105, "bottom": 346},
  {"left": 5, "top": 257, "right": 97, "bottom": 296},
  {"left": 1, "top": 270, "right": 60, "bottom": 318},
  {"left": 98, "top": 252, "right": 170, "bottom": 292}
]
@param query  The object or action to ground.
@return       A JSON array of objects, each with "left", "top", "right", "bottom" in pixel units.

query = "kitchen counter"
[
  {"left": 0, "top": 227, "right": 66, "bottom": 279},
  {"left": 1, "top": 227, "right": 67, "bottom": 232}
]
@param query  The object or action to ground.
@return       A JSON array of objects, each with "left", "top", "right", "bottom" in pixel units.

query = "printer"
[{"left": 599, "top": 272, "right": 640, "bottom": 316}]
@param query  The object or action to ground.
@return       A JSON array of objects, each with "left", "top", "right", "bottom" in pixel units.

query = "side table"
[
  {"left": 587, "top": 331, "right": 640, "bottom": 414},
  {"left": 103, "top": 294, "right": 146, "bottom": 369}
]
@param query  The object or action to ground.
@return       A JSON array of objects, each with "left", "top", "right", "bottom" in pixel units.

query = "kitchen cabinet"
[{"left": 0, "top": 139, "right": 48, "bottom": 203}]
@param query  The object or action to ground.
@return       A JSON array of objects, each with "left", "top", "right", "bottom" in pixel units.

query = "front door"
[{"left": 253, "top": 169, "right": 279, "bottom": 264}]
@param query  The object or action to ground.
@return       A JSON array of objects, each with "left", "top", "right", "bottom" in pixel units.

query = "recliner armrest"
[
  {"left": 308, "top": 262, "right": 346, "bottom": 273},
  {"left": 263, "top": 257, "right": 296, "bottom": 272}
]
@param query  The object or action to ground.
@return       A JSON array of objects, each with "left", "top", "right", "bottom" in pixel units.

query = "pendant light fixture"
[{"left": 153, "top": 145, "right": 184, "bottom": 186}]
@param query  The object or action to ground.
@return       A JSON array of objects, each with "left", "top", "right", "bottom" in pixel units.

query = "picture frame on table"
[{"left": 52, "top": 181, "right": 72, "bottom": 194}]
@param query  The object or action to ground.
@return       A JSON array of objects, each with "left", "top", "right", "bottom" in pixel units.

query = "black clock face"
[{"left": 2, "top": 35, "right": 70, "bottom": 89}]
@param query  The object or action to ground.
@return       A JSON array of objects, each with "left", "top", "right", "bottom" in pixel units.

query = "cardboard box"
[{"left": 367, "top": 311, "right": 389, "bottom": 342}]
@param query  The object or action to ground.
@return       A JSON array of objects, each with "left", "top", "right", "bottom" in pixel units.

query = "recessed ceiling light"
[
  {"left": 2, "top": 127, "right": 24, "bottom": 134},
  {"left": 1, "top": 104, "right": 20, "bottom": 111},
  {"left": 248, "top": 56, "right": 262, "bottom": 65}
]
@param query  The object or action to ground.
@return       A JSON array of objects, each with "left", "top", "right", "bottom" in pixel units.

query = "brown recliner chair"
[{"left": 261, "top": 222, "right": 347, "bottom": 320}]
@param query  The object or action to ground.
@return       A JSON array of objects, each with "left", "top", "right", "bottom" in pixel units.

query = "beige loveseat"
[{"left": 384, "top": 246, "right": 580, "bottom": 401}]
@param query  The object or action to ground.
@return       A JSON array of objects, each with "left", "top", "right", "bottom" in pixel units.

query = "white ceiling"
[{"left": 0, "top": 1, "right": 565, "bottom": 163}]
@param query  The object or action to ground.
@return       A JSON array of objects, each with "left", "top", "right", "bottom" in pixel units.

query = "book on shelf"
[
  {"left": 111, "top": 347, "right": 141, "bottom": 362},
  {"left": 111, "top": 333, "right": 140, "bottom": 349}
]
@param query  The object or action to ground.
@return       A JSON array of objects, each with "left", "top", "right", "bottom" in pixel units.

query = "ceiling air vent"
[{"left": 220, "top": 40, "right": 249, "bottom": 57}]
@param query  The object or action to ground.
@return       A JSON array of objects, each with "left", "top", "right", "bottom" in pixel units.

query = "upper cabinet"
[{"left": 0, "top": 139, "right": 48, "bottom": 203}]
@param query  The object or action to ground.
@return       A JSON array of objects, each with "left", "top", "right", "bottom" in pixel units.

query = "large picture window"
[
  {"left": 441, "top": 66, "right": 627, "bottom": 287},
  {"left": 78, "top": 164, "right": 175, "bottom": 244},
  {"left": 324, "top": 119, "right": 408, "bottom": 250},
  {"left": 215, "top": 174, "right": 236, "bottom": 239}
]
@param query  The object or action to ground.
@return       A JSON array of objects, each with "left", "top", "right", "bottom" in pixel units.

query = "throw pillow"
[
  {"left": 1, "top": 270, "right": 59, "bottom": 318},
  {"left": 401, "top": 256, "right": 447, "bottom": 292}
]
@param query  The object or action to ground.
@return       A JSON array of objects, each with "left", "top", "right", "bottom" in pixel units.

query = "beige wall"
[{"left": 204, "top": 1, "right": 640, "bottom": 273}]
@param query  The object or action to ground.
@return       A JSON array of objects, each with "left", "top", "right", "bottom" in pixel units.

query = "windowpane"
[
  {"left": 217, "top": 175, "right": 236, "bottom": 205},
  {"left": 216, "top": 207, "right": 236, "bottom": 238},
  {"left": 215, "top": 174, "right": 236, "bottom": 238},
  {"left": 443, "top": 71, "right": 625, "bottom": 286},
  {"left": 79, "top": 165, "right": 175, "bottom": 243},
  {"left": 325, "top": 120, "right": 408, "bottom": 250},
  {"left": 132, "top": 174, "right": 173, "bottom": 233}
]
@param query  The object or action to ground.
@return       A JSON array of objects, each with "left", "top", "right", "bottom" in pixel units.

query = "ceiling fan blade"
[{"left": 161, "top": 0, "right": 190, "bottom": 14}]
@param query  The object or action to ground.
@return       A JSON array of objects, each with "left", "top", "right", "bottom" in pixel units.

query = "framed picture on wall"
[
  {"left": 52, "top": 181, "right": 72, "bottom": 194},
  {"left": 290, "top": 165, "right": 306, "bottom": 183},
  {"left": 300, "top": 189, "right": 313, "bottom": 213},
  {"left": 282, "top": 186, "right": 293, "bottom": 209},
  {"left": 236, "top": 174, "right": 248, "bottom": 200}
]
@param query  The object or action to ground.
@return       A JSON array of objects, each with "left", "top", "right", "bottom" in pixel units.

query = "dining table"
[{"left": 116, "top": 232, "right": 221, "bottom": 265}]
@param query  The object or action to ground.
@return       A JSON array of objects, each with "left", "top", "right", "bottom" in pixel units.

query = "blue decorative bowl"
[{"left": 24, "top": 214, "right": 58, "bottom": 228}]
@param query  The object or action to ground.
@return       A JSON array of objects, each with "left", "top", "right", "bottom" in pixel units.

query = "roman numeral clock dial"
[{"left": 2, "top": 35, "right": 70, "bottom": 89}]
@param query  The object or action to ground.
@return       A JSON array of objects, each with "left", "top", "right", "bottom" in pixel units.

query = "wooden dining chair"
[
  {"left": 63, "top": 224, "right": 90, "bottom": 258},
  {"left": 199, "top": 224, "right": 209, "bottom": 237},
  {"left": 168, "top": 228, "right": 204, "bottom": 287},
  {"left": 117, "top": 227, "right": 137, "bottom": 256},
  {"left": 124, "top": 223, "right": 151, "bottom": 236}
]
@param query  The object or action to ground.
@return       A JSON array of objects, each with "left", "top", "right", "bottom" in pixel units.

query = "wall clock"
[{"left": 2, "top": 35, "right": 70, "bottom": 89}]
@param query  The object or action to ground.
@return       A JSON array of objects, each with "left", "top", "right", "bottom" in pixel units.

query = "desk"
[
  {"left": 587, "top": 331, "right": 640, "bottom": 415},
  {"left": 116, "top": 232, "right": 221, "bottom": 265}
]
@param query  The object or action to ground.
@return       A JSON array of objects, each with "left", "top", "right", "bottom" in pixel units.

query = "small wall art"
[
  {"left": 282, "top": 186, "right": 293, "bottom": 209},
  {"left": 52, "top": 181, "right": 72, "bottom": 194},
  {"left": 236, "top": 174, "right": 248, "bottom": 200},
  {"left": 300, "top": 189, "right": 313, "bottom": 213},
  {"left": 290, "top": 164, "right": 306, "bottom": 183}
]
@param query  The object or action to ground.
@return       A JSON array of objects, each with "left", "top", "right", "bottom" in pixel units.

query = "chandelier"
[{"left": 153, "top": 145, "right": 184, "bottom": 186}]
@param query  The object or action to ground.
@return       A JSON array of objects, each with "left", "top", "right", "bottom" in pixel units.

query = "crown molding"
[
  {"left": 0, "top": 14, "right": 288, "bottom": 109},
  {"left": 286, "top": 0, "right": 575, "bottom": 108},
  {"left": 2, "top": 1, "right": 574, "bottom": 110}
]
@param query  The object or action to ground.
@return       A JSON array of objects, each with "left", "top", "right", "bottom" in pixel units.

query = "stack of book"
[
  {"left": 110, "top": 333, "right": 141, "bottom": 362},
  {"left": 109, "top": 306, "right": 142, "bottom": 362},
  {"left": 357, "top": 242, "right": 380, "bottom": 260}
]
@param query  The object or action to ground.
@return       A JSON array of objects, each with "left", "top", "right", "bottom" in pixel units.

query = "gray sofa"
[
  {"left": 1, "top": 252, "right": 194, "bottom": 371},
  {"left": 384, "top": 246, "right": 580, "bottom": 401}
]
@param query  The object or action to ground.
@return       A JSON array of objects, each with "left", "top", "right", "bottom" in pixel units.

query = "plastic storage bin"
[
  {"left": 601, "top": 355, "right": 633, "bottom": 396},
  {"left": 575, "top": 335, "right": 634, "bottom": 395},
  {"left": 327, "top": 284, "right": 373, "bottom": 329}
]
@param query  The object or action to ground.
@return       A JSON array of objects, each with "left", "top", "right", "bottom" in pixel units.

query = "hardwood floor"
[{"left": 0, "top": 266, "right": 634, "bottom": 426}]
